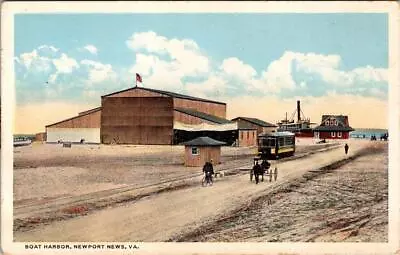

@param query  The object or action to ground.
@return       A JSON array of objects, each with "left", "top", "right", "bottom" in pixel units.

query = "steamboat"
[{"left": 277, "top": 100, "right": 315, "bottom": 137}]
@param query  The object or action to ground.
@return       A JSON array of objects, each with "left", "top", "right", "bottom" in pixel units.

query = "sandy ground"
[
  {"left": 13, "top": 139, "right": 335, "bottom": 204},
  {"left": 13, "top": 139, "right": 381, "bottom": 242},
  {"left": 14, "top": 144, "right": 257, "bottom": 203}
]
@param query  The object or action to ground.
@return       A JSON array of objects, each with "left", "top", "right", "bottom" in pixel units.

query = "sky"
[{"left": 14, "top": 13, "right": 389, "bottom": 133}]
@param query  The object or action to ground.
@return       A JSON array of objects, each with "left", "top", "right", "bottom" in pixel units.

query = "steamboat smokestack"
[{"left": 297, "top": 100, "right": 301, "bottom": 122}]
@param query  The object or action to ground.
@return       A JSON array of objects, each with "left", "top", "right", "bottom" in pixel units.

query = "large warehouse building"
[
  {"left": 45, "top": 86, "right": 276, "bottom": 146},
  {"left": 46, "top": 86, "right": 233, "bottom": 145}
]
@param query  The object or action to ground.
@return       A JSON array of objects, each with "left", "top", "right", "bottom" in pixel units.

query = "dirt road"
[
  {"left": 14, "top": 141, "right": 370, "bottom": 242},
  {"left": 177, "top": 143, "right": 388, "bottom": 242}
]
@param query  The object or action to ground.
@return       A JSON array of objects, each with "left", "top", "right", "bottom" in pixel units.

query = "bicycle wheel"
[{"left": 201, "top": 176, "right": 206, "bottom": 187}]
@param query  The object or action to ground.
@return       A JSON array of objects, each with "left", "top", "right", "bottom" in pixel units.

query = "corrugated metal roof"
[
  {"left": 102, "top": 86, "right": 226, "bottom": 105},
  {"left": 78, "top": 106, "right": 102, "bottom": 115},
  {"left": 259, "top": 131, "right": 295, "bottom": 137},
  {"left": 231, "top": 117, "right": 277, "bottom": 127},
  {"left": 237, "top": 121, "right": 257, "bottom": 130},
  {"left": 181, "top": 136, "right": 226, "bottom": 146},
  {"left": 174, "top": 107, "right": 233, "bottom": 124}
]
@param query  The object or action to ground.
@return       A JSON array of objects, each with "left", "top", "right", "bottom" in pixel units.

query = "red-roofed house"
[{"left": 313, "top": 115, "right": 354, "bottom": 139}]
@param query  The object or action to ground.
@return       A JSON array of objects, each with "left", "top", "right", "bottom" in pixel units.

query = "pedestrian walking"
[{"left": 344, "top": 143, "right": 349, "bottom": 155}]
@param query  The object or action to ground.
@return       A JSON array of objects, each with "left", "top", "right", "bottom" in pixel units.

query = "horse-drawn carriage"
[{"left": 250, "top": 157, "right": 278, "bottom": 182}]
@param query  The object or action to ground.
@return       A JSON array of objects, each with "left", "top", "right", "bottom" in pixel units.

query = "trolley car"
[{"left": 257, "top": 131, "right": 295, "bottom": 159}]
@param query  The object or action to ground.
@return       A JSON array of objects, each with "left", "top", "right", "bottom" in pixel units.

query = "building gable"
[
  {"left": 314, "top": 114, "right": 353, "bottom": 132},
  {"left": 102, "top": 86, "right": 226, "bottom": 105}
]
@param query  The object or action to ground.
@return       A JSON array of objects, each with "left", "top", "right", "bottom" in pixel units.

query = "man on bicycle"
[{"left": 203, "top": 159, "right": 214, "bottom": 185}]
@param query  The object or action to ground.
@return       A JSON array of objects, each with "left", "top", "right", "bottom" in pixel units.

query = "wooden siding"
[
  {"left": 316, "top": 131, "right": 350, "bottom": 139},
  {"left": 101, "top": 97, "right": 174, "bottom": 144},
  {"left": 238, "top": 130, "right": 257, "bottom": 147},
  {"left": 184, "top": 146, "right": 221, "bottom": 167},
  {"left": 262, "top": 126, "right": 277, "bottom": 134},
  {"left": 107, "top": 87, "right": 167, "bottom": 98},
  {"left": 234, "top": 119, "right": 276, "bottom": 135},
  {"left": 173, "top": 111, "right": 216, "bottom": 125},
  {"left": 46, "top": 110, "right": 101, "bottom": 128},
  {"left": 173, "top": 98, "right": 226, "bottom": 118}
]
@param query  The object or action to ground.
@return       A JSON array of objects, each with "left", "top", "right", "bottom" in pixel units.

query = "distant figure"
[
  {"left": 253, "top": 161, "right": 263, "bottom": 184},
  {"left": 203, "top": 159, "right": 214, "bottom": 185},
  {"left": 344, "top": 143, "right": 349, "bottom": 155}
]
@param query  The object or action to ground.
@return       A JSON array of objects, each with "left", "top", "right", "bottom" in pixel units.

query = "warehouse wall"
[
  {"left": 46, "top": 128, "right": 100, "bottom": 143},
  {"left": 101, "top": 97, "right": 174, "bottom": 144},
  {"left": 173, "top": 98, "right": 226, "bottom": 118},
  {"left": 238, "top": 130, "right": 257, "bottom": 147}
]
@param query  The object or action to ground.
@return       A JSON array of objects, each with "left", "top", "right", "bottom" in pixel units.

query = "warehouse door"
[{"left": 101, "top": 97, "right": 174, "bottom": 144}]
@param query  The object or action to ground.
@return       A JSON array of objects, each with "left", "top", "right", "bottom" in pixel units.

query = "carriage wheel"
[{"left": 274, "top": 167, "right": 278, "bottom": 181}]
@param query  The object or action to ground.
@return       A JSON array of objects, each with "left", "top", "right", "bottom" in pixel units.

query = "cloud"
[
  {"left": 220, "top": 57, "right": 257, "bottom": 81},
  {"left": 52, "top": 53, "right": 79, "bottom": 73},
  {"left": 38, "top": 45, "right": 59, "bottom": 53},
  {"left": 15, "top": 45, "right": 116, "bottom": 104},
  {"left": 125, "top": 32, "right": 388, "bottom": 99},
  {"left": 256, "top": 51, "right": 342, "bottom": 93},
  {"left": 273, "top": 51, "right": 388, "bottom": 88},
  {"left": 186, "top": 75, "right": 228, "bottom": 98},
  {"left": 81, "top": 59, "right": 116, "bottom": 83},
  {"left": 127, "top": 31, "right": 210, "bottom": 90},
  {"left": 17, "top": 50, "right": 52, "bottom": 72},
  {"left": 83, "top": 45, "right": 98, "bottom": 55},
  {"left": 47, "top": 53, "right": 80, "bottom": 83}
]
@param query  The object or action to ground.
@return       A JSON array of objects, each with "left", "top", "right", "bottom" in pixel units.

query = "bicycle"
[{"left": 201, "top": 172, "right": 213, "bottom": 187}]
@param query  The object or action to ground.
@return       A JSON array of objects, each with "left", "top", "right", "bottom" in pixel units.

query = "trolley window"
[
  {"left": 279, "top": 137, "right": 285, "bottom": 146},
  {"left": 284, "top": 136, "right": 294, "bottom": 146}
]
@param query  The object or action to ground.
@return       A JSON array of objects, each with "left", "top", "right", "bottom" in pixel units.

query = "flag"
[{"left": 136, "top": 73, "right": 142, "bottom": 83}]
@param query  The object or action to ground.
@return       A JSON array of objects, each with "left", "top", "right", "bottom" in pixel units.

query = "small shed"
[{"left": 181, "top": 136, "right": 226, "bottom": 167}]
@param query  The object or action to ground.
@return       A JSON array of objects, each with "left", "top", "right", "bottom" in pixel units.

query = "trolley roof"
[{"left": 258, "top": 131, "right": 295, "bottom": 137}]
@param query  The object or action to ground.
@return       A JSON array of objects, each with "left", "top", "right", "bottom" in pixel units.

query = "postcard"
[{"left": 1, "top": 1, "right": 399, "bottom": 254}]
